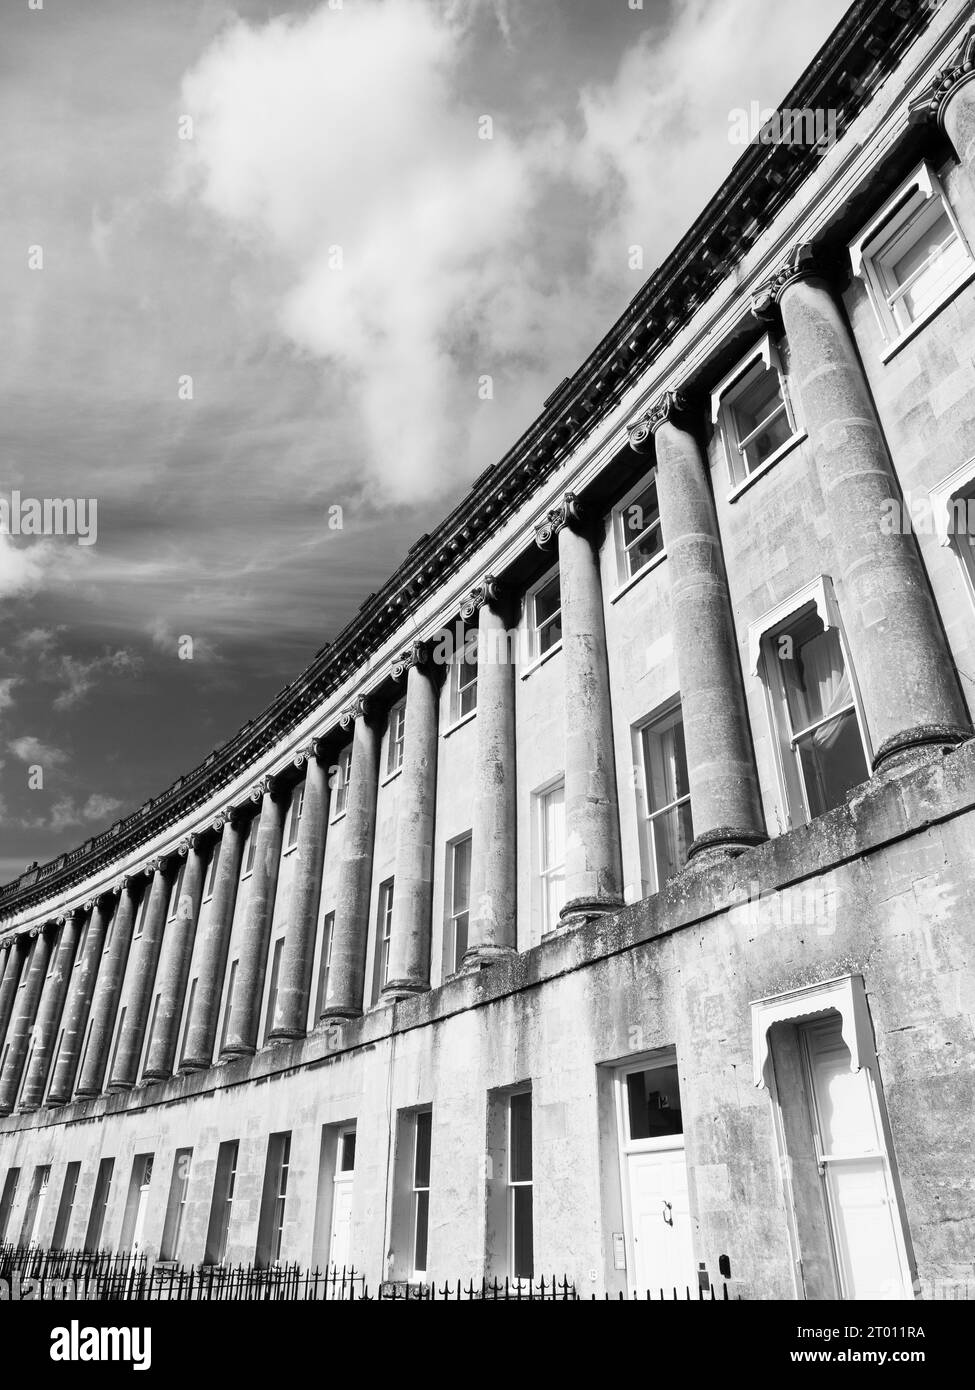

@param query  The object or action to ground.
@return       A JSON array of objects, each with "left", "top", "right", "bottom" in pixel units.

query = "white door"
[
  {"left": 627, "top": 1146, "right": 696, "bottom": 1294},
  {"left": 802, "top": 1017, "right": 912, "bottom": 1299},
  {"left": 329, "top": 1179, "right": 353, "bottom": 1270},
  {"left": 131, "top": 1182, "right": 150, "bottom": 1252},
  {"left": 618, "top": 1059, "right": 697, "bottom": 1296}
]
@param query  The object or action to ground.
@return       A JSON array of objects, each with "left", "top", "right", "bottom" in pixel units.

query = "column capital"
[
  {"left": 177, "top": 834, "right": 198, "bottom": 857},
  {"left": 0, "top": 938, "right": 11, "bottom": 954},
  {"left": 145, "top": 856, "right": 167, "bottom": 876},
  {"left": 390, "top": 639, "right": 431, "bottom": 681},
  {"left": 247, "top": 773, "right": 280, "bottom": 803},
  {"left": 59, "top": 906, "right": 83, "bottom": 924},
  {"left": 339, "top": 694, "right": 374, "bottom": 729},
  {"left": 752, "top": 242, "right": 825, "bottom": 320},
  {"left": 908, "top": 25, "right": 975, "bottom": 131},
  {"left": 112, "top": 874, "right": 131, "bottom": 895},
  {"left": 461, "top": 574, "right": 503, "bottom": 619},
  {"left": 534, "top": 491, "right": 582, "bottom": 549},
  {"left": 628, "top": 389, "right": 693, "bottom": 453}
]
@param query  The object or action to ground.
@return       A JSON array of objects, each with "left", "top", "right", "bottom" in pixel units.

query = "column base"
[
  {"left": 557, "top": 895, "right": 624, "bottom": 929},
  {"left": 872, "top": 724, "right": 971, "bottom": 777},
  {"left": 141, "top": 1067, "right": 172, "bottom": 1083},
  {"left": 380, "top": 978, "right": 430, "bottom": 1004},
  {"left": 73, "top": 1087, "right": 101, "bottom": 1100},
  {"left": 267, "top": 1025, "right": 306, "bottom": 1043},
  {"left": 45, "top": 1092, "right": 68, "bottom": 1108},
  {"left": 685, "top": 826, "right": 767, "bottom": 871},
  {"left": 220, "top": 1044, "right": 256, "bottom": 1059},
  {"left": 320, "top": 1006, "right": 362, "bottom": 1024},
  {"left": 106, "top": 1081, "right": 134, "bottom": 1093},
  {"left": 177, "top": 1057, "right": 211, "bottom": 1075},
  {"left": 459, "top": 944, "right": 517, "bottom": 972}
]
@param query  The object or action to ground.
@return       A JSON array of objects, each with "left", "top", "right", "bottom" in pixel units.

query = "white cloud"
[
  {"left": 8, "top": 736, "right": 68, "bottom": 766},
  {"left": 0, "top": 532, "right": 60, "bottom": 600},
  {"left": 178, "top": 0, "right": 848, "bottom": 505},
  {"left": 48, "top": 792, "right": 123, "bottom": 833}
]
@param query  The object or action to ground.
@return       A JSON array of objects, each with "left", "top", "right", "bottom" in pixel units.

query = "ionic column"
[
  {"left": 463, "top": 577, "right": 517, "bottom": 965},
  {"left": 382, "top": 643, "right": 438, "bottom": 1001},
  {"left": 47, "top": 894, "right": 113, "bottom": 1105},
  {"left": 629, "top": 395, "right": 767, "bottom": 863},
  {"left": 321, "top": 696, "right": 381, "bottom": 1021},
  {"left": 180, "top": 814, "right": 245, "bottom": 1071},
  {"left": 107, "top": 860, "right": 172, "bottom": 1090},
  {"left": 536, "top": 495, "right": 624, "bottom": 922},
  {"left": 909, "top": 25, "right": 975, "bottom": 181},
  {"left": 270, "top": 744, "right": 330, "bottom": 1040},
  {"left": 142, "top": 837, "right": 208, "bottom": 1080},
  {"left": 0, "top": 924, "right": 55, "bottom": 1115},
  {"left": 74, "top": 879, "right": 139, "bottom": 1097},
  {"left": 20, "top": 908, "right": 84, "bottom": 1111},
  {"left": 0, "top": 936, "right": 29, "bottom": 1057},
  {"left": 755, "top": 246, "right": 971, "bottom": 772},
  {"left": 222, "top": 779, "right": 286, "bottom": 1055}
]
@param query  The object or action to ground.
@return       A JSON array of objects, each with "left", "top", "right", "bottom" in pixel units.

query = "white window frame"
[
  {"left": 167, "top": 859, "right": 187, "bottom": 922},
  {"left": 331, "top": 746, "right": 352, "bottom": 821},
  {"left": 386, "top": 699, "right": 406, "bottom": 778},
  {"left": 748, "top": 577, "right": 871, "bottom": 829},
  {"left": 445, "top": 834, "right": 472, "bottom": 975},
  {"left": 410, "top": 1109, "right": 432, "bottom": 1280},
  {"left": 931, "top": 454, "right": 975, "bottom": 608},
  {"left": 637, "top": 701, "right": 693, "bottom": 894},
  {"left": 372, "top": 878, "right": 394, "bottom": 1004},
  {"left": 241, "top": 819, "right": 258, "bottom": 878},
  {"left": 525, "top": 564, "right": 562, "bottom": 667},
  {"left": 284, "top": 780, "right": 305, "bottom": 852},
  {"left": 313, "top": 910, "right": 335, "bottom": 1025},
  {"left": 711, "top": 333, "right": 804, "bottom": 496},
  {"left": 849, "top": 161, "right": 975, "bottom": 358},
  {"left": 535, "top": 778, "right": 566, "bottom": 937},
  {"left": 751, "top": 975, "right": 914, "bottom": 1301},
  {"left": 613, "top": 469, "right": 666, "bottom": 593},
  {"left": 507, "top": 1089, "right": 533, "bottom": 1287},
  {"left": 447, "top": 636, "right": 478, "bottom": 728},
  {"left": 203, "top": 841, "right": 220, "bottom": 901}
]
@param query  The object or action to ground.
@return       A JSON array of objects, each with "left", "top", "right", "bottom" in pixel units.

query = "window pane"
[
  {"left": 340, "top": 1132, "right": 356, "bottom": 1172},
  {"left": 453, "top": 911, "right": 469, "bottom": 967},
  {"left": 543, "top": 785, "right": 565, "bottom": 869},
  {"left": 512, "top": 1187, "right": 533, "bottom": 1280},
  {"left": 889, "top": 208, "right": 965, "bottom": 322},
  {"left": 781, "top": 619, "right": 851, "bottom": 734},
  {"left": 796, "top": 708, "right": 869, "bottom": 818},
  {"left": 651, "top": 800, "right": 693, "bottom": 889},
  {"left": 509, "top": 1092, "right": 532, "bottom": 1182},
  {"left": 452, "top": 838, "right": 471, "bottom": 913},
  {"left": 414, "top": 1190, "right": 430, "bottom": 1273},
  {"left": 534, "top": 574, "right": 561, "bottom": 626},
  {"left": 644, "top": 713, "right": 689, "bottom": 812},
  {"left": 731, "top": 363, "right": 791, "bottom": 471},
  {"left": 626, "top": 1065, "right": 683, "bottom": 1140},
  {"left": 414, "top": 1111, "right": 432, "bottom": 1187}
]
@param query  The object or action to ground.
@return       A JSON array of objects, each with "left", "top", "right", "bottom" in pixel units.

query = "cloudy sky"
[{"left": 0, "top": 0, "right": 850, "bottom": 883}]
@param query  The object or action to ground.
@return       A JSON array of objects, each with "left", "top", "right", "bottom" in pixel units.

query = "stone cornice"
[
  {"left": 0, "top": 0, "right": 942, "bottom": 925},
  {"left": 908, "top": 20, "right": 975, "bottom": 129}
]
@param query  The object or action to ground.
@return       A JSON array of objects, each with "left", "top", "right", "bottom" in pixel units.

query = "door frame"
[
  {"left": 798, "top": 1015, "right": 914, "bottom": 1300},
  {"left": 613, "top": 1050, "right": 695, "bottom": 1295},
  {"left": 328, "top": 1125, "right": 356, "bottom": 1270}
]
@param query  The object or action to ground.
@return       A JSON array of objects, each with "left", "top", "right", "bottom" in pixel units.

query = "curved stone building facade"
[{"left": 2, "top": 0, "right": 975, "bottom": 1299}]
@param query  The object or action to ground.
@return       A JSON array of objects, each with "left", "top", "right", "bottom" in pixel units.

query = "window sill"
[
  {"left": 878, "top": 265, "right": 975, "bottom": 362},
  {"left": 520, "top": 641, "right": 563, "bottom": 681},
  {"left": 610, "top": 548, "right": 667, "bottom": 604},
  {"left": 381, "top": 766, "right": 403, "bottom": 788},
  {"left": 281, "top": 843, "right": 298, "bottom": 857},
  {"left": 726, "top": 432, "right": 807, "bottom": 503},
  {"left": 329, "top": 811, "right": 347, "bottom": 826},
  {"left": 442, "top": 709, "right": 477, "bottom": 739}
]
